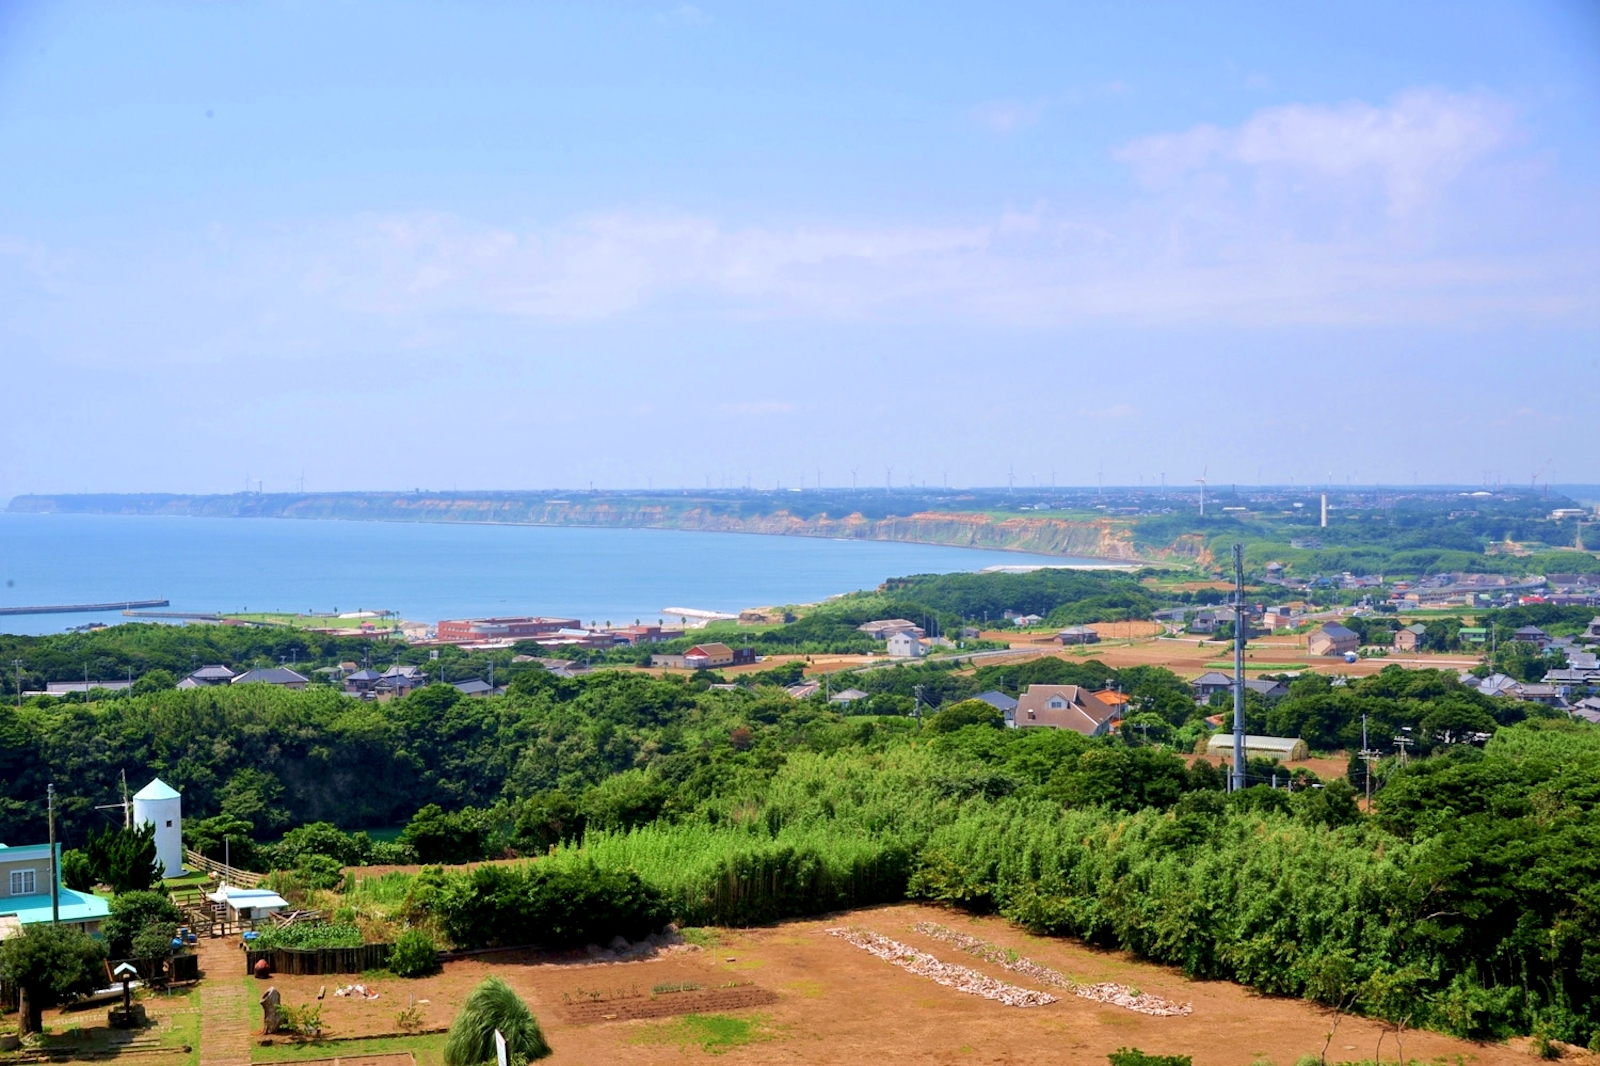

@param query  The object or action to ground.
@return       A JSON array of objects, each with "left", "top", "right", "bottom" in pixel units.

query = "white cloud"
[
  {"left": 970, "top": 99, "right": 1046, "bottom": 133},
  {"left": 656, "top": 4, "right": 709, "bottom": 26},
  {"left": 3, "top": 88, "right": 1591, "bottom": 356},
  {"left": 1115, "top": 89, "right": 1516, "bottom": 213}
]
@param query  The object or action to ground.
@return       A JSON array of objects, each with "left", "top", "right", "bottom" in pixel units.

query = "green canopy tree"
[
  {"left": 86, "top": 822, "right": 160, "bottom": 894},
  {"left": 0, "top": 924, "right": 108, "bottom": 1034}
]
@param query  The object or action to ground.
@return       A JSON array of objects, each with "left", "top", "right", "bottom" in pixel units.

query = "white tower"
[{"left": 131, "top": 778, "right": 183, "bottom": 878}]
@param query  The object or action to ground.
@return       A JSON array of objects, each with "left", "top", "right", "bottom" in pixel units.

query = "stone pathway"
[{"left": 195, "top": 937, "right": 253, "bottom": 1066}]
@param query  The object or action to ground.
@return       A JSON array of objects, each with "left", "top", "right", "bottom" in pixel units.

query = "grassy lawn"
[
  {"left": 223, "top": 612, "right": 396, "bottom": 630},
  {"left": 633, "top": 1013, "right": 776, "bottom": 1055},
  {"left": 251, "top": 1032, "right": 446, "bottom": 1064},
  {"left": 1204, "top": 661, "right": 1310, "bottom": 670}
]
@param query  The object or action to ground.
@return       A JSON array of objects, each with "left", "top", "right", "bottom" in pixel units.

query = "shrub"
[
  {"left": 105, "top": 891, "right": 183, "bottom": 958},
  {"left": 445, "top": 977, "right": 550, "bottom": 1065},
  {"left": 389, "top": 927, "right": 440, "bottom": 978},
  {"left": 437, "top": 860, "right": 668, "bottom": 950},
  {"left": 1108, "top": 1049, "right": 1193, "bottom": 1066}
]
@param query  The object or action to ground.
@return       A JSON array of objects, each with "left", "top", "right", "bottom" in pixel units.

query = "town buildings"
[{"left": 435, "top": 617, "right": 580, "bottom": 643}]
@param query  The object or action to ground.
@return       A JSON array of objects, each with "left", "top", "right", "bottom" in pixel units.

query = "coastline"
[{"left": 6, "top": 492, "right": 1160, "bottom": 566}]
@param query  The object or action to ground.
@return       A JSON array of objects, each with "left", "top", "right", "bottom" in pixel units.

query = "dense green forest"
[{"left": 3, "top": 652, "right": 1595, "bottom": 1043}]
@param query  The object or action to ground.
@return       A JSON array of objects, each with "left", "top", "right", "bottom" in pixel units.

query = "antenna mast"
[{"left": 1231, "top": 543, "right": 1246, "bottom": 792}]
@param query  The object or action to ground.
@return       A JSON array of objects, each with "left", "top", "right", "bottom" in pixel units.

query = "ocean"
[{"left": 0, "top": 512, "right": 1113, "bottom": 635}]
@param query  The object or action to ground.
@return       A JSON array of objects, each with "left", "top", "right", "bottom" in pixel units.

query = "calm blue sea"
[{"left": 0, "top": 513, "right": 1110, "bottom": 635}]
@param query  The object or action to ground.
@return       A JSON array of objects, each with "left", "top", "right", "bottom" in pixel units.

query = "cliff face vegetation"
[{"left": 8, "top": 493, "right": 1166, "bottom": 561}]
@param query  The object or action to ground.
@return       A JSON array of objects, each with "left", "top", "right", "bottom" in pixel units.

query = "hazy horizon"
[{"left": 3, "top": 1, "right": 1597, "bottom": 499}]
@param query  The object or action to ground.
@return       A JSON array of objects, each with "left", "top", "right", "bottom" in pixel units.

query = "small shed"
[
  {"left": 206, "top": 885, "right": 289, "bottom": 923},
  {"left": 1057, "top": 626, "right": 1099, "bottom": 645},
  {"left": 1205, "top": 733, "right": 1309, "bottom": 762}
]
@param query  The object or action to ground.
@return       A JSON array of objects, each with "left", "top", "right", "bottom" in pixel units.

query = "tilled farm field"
[{"left": 233, "top": 903, "right": 1579, "bottom": 1066}]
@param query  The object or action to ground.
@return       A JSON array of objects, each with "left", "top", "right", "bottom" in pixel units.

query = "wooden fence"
[
  {"left": 245, "top": 943, "right": 392, "bottom": 976},
  {"left": 184, "top": 849, "right": 265, "bottom": 887}
]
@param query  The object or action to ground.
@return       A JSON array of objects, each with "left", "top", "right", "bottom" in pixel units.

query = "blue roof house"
[{"left": 0, "top": 842, "right": 111, "bottom": 940}]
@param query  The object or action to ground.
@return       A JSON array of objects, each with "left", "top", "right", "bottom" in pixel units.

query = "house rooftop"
[{"left": 0, "top": 888, "right": 111, "bottom": 928}]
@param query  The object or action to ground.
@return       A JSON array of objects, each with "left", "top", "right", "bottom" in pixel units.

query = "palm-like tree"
[{"left": 444, "top": 976, "right": 551, "bottom": 1065}]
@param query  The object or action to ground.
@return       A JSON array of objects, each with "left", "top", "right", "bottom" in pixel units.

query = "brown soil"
[
  {"left": 562, "top": 983, "right": 779, "bottom": 1023},
  {"left": 203, "top": 903, "right": 1581, "bottom": 1066}
]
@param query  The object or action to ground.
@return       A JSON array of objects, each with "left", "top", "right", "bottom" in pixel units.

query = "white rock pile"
[
  {"left": 826, "top": 927, "right": 1056, "bottom": 1008},
  {"left": 911, "top": 921, "right": 1192, "bottom": 1018}
]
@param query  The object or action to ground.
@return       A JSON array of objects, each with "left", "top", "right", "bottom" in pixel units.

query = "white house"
[
  {"left": 886, "top": 631, "right": 923, "bottom": 658},
  {"left": 131, "top": 778, "right": 183, "bottom": 878}
]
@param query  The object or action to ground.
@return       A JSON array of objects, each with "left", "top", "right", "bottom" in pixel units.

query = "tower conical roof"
[{"left": 133, "top": 778, "right": 180, "bottom": 801}]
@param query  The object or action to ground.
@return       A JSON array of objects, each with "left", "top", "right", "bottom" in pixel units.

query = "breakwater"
[{"left": 0, "top": 598, "right": 169, "bottom": 616}]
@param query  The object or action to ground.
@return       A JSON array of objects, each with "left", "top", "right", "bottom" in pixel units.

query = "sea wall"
[{"left": 7, "top": 493, "right": 1155, "bottom": 561}]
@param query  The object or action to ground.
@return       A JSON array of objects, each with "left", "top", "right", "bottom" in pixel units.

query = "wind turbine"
[
  {"left": 851, "top": 466, "right": 858, "bottom": 489},
  {"left": 1196, "top": 466, "right": 1208, "bottom": 517},
  {"left": 885, "top": 466, "right": 893, "bottom": 492}
]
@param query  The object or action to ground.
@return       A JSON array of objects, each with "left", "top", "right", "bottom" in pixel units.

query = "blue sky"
[{"left": 1, "top": 1, "right": 1597, "bottom": 497}]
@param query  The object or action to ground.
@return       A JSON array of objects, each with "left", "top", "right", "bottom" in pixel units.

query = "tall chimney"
[{"left": 1320, "top": 493, "right": 1328, "bottom": 528}]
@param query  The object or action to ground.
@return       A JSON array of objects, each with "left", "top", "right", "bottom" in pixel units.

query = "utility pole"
[
  {"left": 1231, "top": 544, "right": 1246, "bottom": 793},
  {"left": 1360, "top": 713, "right": 1378, "bottom": 807},
  {"left": 12, "top": 659, "right": 21, "bottom": 707},
  {"left": 913, "top": 684, "right": 924, "bottom": 728},
  {"left": 48, "top": 784, "right": 59, "bottom": 926}
]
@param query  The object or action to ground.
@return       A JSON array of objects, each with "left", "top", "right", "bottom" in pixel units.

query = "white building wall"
[{"left": 132, "top": 793, "right": 183, "bottom": 878}]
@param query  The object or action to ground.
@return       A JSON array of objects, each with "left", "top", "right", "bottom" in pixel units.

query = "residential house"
[
  {"left": 1474, "top": 673, "right": 1525, "bottom": 699},
  {"left": 886, "top": 631, "right": 924, "bottom": 658},
  {"left": 0, "top": 842, "right": 110, "bottom": 939},
  {"left": 1394, "top": 624, "right": 1427, "bottom": 652},
  {"left": 971, "top": 691, "right": 1019, "bottom": 727},
  {"left": 1261, "top": 606, "right": 1296, "bottom": 630},
  {"left": 1245, "top": 678, "right": 1291, "bottom": 700},
  {"left": 342, "top": 668, "right": 384, "bottom": 696},
  {"left": 230, "top": 667, "right": 308, "bottom": 689},
  {"left": 372, "top": 664, "right": 426, "bottom": 698},
  {"left": 1307, "top": 623, "right": 1360, "bottom": 657},
  {"left": 1517, "top": 683, "right": 1568, "bottom": 709},
  {"left": 683, "top": 643, "right": 735, "bottom": 669},
  {"left": 829, "top": 688, "right": 869, "bottom": 706},
  {"left": 1012, "top": 685, "right": 1116, "bottom": 737},
  {"left": 451, "top": 678, "right": 495, "bottom": 697},
  {"left": 1191, "top": 672, "right": 1235, "bottom": 700},
  {"left": 1189, "top": 607, "right": 1237, "bottom": 634},
  {"left": 179, "top": 664, "right": 238, "bottom": 689},
  {"left": 1457, "top": 627, "right": 1489, "bottom": 647},
  {"left": 1057, "top": 626, "right": 1099, "bottom": 645},
  {"left": 785, "top": 681, "right": 821, "bottom": 700},
  {"left": 856, "top": 619, "right": 923, "bottom": 640},
  {"left": 1015, "top": 614, "right": 1044, "bottom": 627},
  {"left": 1584, "top": 616, "right": 1600, "bottom": 641},
  {"left": 1512, "top": 626, "right": 1551, "bottom": 649},
  {"left": 1093, "top": 690, "right": 1131, "bottom": 714}
]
